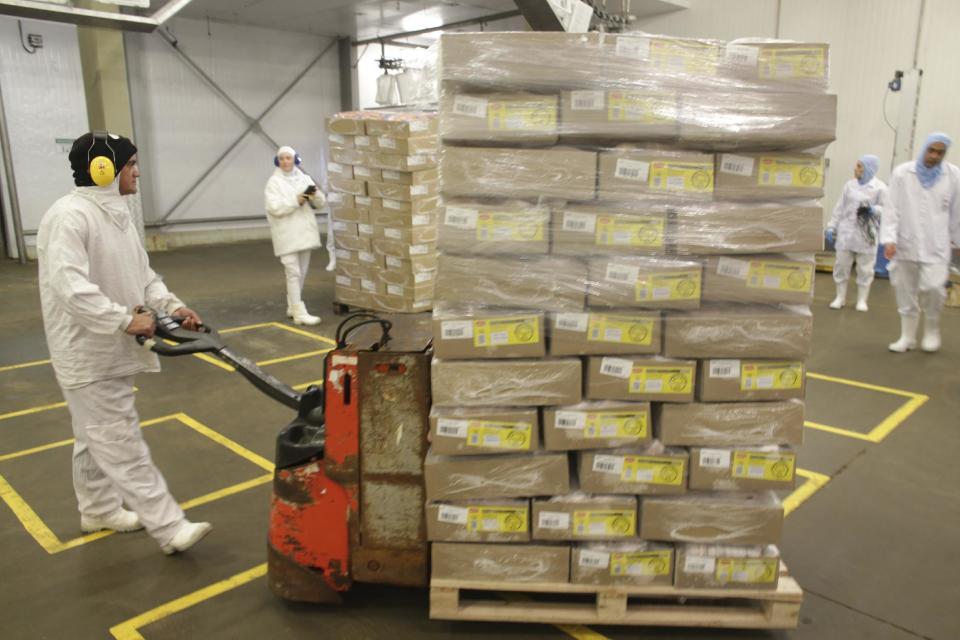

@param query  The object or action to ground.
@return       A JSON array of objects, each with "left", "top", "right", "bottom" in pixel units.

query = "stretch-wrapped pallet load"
[
  {"left": 428, "top": 31, "right": 835, "bottom": 588},
  {"left": 326, "top": 110, "right": 439, "bottom": 313}
]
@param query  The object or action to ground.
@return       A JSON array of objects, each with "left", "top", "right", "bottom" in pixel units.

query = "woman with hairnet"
[
  {"left": 881, "top": 132, "right": 960, "bottom": 353},
  {"left": 825, "top": 154, "right": 888, "bottom": 311},
  {"left": 264, "top": 146, "right": 325, "bottom": 325}
]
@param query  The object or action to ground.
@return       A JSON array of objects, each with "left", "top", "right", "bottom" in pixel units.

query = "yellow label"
[
  {"left": 740, "top": 361, "right": 803, "bottom": 391},
  {"left": 587, "top": 314, "right": 654, "bottom": 346},
  {"left": 610, "top": 550, "right": 673, "bottom": 577},
  {"left": 758, "top": 46, "right": 826, "bottom": 79},
  {"left": 607, "top": 91, "right": 674, "bottom": 123},
  {"left": 476, "top": 212, "right": 545, "bottom": 242},
  {"left": 731, "top": 451, "right": 796, "bottom": 482},
  {"left": 757, "top": 156, "right": 824, "bottom": 188},
  {"left": 487, "top": 100, "right": 557, "bottom": 132},
  {"left": 650, "top": 39, "right": 720, "bottom": 76},
  {"left": 473, "top": 316, "right": 540, "bottom": 348},
  {"left": 595, "top": 216, "right": 665, "bottom": 248},
  {"left": 629, "top": 365, "right": 694, "bottom": 396},
  {"left": 649, "top": 161, "right": 714, "bottom": 193},
  {"left": 583, "top": 411, "right": 648, "bottom": 439},
  {"left": 620, "top": 455, "right": 685, "bottom": 485},
  {"left": 715, "top": 558, "right": 779, "bottom": 584},
  {"left": 572, "top": 510, "right": 636, "bottom": 537},
  {"left": 466, "top": 421, "right": 532, "bottom": 450},
  {"left": 636, "top": 270, "right": 702, "bottom": 302},
  {"left": 466, "top": 506, "right": 529, "bottom": 533},
  {"left": 746, "top": 260, "right": 813, "bottom": 292}
]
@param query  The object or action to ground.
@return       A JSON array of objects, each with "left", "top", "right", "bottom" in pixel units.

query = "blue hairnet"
[
  {"left": 916, "top": 132, "right": 952, "bottom": 188},
  {"left": 858, "top": 154, "right": 879, "bottom": 185}
]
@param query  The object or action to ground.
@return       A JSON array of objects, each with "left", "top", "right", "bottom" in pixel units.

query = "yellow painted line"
[
  {"left": 178, "top": 474, "right": 273, "bottom": 510},
  {"left": 219, "top": 322, "right": 277, "bottom": 334},
  {"left": 867, "top": 393, "right": 929, "bottom": 442},
  {"left": 784, "top": 468, "right": 830, "bottom": 517},
  {"left": 0, "top": 472, "right": 66, "bottom": 554},
  {"left": 191, "top": 352, "right": 235, "bottom": 372},
  {"left": 556, "top": 625, "right": 611, "bottom": 640},
  {"left": 293, "top": 379, "right": 323, "bottom": 391},
  {"left": 0, "top": 358, "right": 51, "bottom": 373},
  {"left": 806, "top": 371, "right": 922, "bottom": 399},
  {"left": 271, "top": 322, "right": 338, "bottom": 346},
  {"left": 0, "top": 437, "right": 75, "bottom": 463},
  {"left": 803, "top": 420, "right": 875, "bottom": 442},
  {"left": 174, "top": 413, "right": 274, "bottom": 472},
  {"left": 109, "top": 563, "right": 268, "bottom": 640},
  {"left": 0, "top": 401, "right": 67, "bottom": 423},
  {"left": 256, "top": 348, "right": 332, "bottom": 367}
]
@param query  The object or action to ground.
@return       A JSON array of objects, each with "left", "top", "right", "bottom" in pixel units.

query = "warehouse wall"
[{"left": 914, "top": 0, "right": 960, "bottom": 155}]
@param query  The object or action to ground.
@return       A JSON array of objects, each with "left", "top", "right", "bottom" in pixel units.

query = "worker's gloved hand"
[{"left": 825, "top": 228, "right": 835, "bottom": 245}]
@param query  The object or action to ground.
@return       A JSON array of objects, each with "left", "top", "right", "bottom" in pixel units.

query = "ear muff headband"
[
  {"left": 88, "top": 132, "right": 117, "bottom": 187},
  {"left": 273, "top": 153, "right": 302, "bottom": 167}
]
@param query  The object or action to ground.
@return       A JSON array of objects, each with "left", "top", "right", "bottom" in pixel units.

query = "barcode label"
[
  {"left": 410, "top": 244, "right": 430, "bottom": 255},
  {"left": 445, "top": 207, "right": 479, "bottom": 229},
  {"left": 437, "top": 505, "right": 469, "bottom": 524},
  {"left": 538, "top": 511, "right": 571, "bottom": 530},
  {"left": 382, "top": 170, "right": 400, "bottom": 180},
  {"left": 453, "top": 95, "right": 489, "bottom": 118},
  {"left": 555, "top": 411, "right": 586, "bottom": 430},
  {"left": 412, "top": 214, "right": 431, "bottom": 226},
  {"left": 748, "top": 465, "right": 766, "bottom": 477},
  {"left": 329, "top": 193, "right": 343, "bottom": 203},
  {"left": 562, "top": 212, "right": 596, "bottom": 233},
  {"left": 358, "top": 224, "right": 373, "bottom": 236},
  {"left": 605, "top": 263, "right": 640, "bottom": 284},
  {"left": 334, "top": 249, "right": 351, "bottom": 260},
  {"left": 600, "top": 357, "right": 633, "bottom": 379},
  {"left": 411, "top": 184, "right": 429, "bottom": 196},
  {"left": 724, "top": 44, "right": 759, "bottom": 66},
  {"left": 684, "top": 555, "right": 716, "bottom": 574},
  {"left": 700, "top": 449, "right": 732, "bottom": 468},
  {"left": 332, "top": 221, "right": 348, "bottom": 232},
  {"left": 407, "top": 155, "right": 427, "bottom": 166},
  {"left": 355, "top": 166, "right": 372, "bottom": 177},
  {"left": 386, "top": 256, "right": 402, "bottom": 269},
  {"left": 410, "top": 119, "right": 429, "bottom": 132},
  {"left": 413, "top": 299, "right": 432, "bottom": 309},
  {"left": 384, "top": 228, "right": 402, "bottom": 240},
  {"left": 414, "top": 271, "right": 434, "bottom": 283},
  {"left": 436, "top": 418, "right": 469, "bottom": 438},
  {"left": 335, "top": 275, "right": 352, "bottom": 286},
  {"left": 361, "top": 279, "right": 377, "bottom": 292},
  {"left": 358, "top": 251, "right": 376, "bottom": 264},
  {"left": 570, "top": 90, "right": 604, "bottom": 111},
  {"left": 328, "top": 133, "right": 345, "bottom": 144},
  {"left": 555, "top": 313, "right": 589, "bottom": 332},
  {"left": 615, "top": 158, "right": 650, "bottom": 182},
  {"left": 615, "top": 35, "right": 650, "bottom": 59},
  {"left": 387, "top": 284, "right": 403, "bottom": 296},
  {"left": 720, "top": 154, "right": 755, "bottom": 176},
  {"left": 384, "top": 199, "right": 402, "bottom": 210},
  {"left": 356, "top": 196, "right": 372, "bottom": 206},
  {"left": 593, "top": 454, "right": 625, "bottom": 474},
  {"left": 379, "top": 136, "right": 398, "bottom": 149},
  {"left": 717, "top": 257, "right": 750, "bottom": 280},
  {"left": 328, "top": 162, "right": 344, "bottom": 174},
  {"left": 709, "top": 359, "right": 741, "bottom": 378},
  {"left": 441, "top": 320, "right": 473, "bottom": 340},
  {"left": 355, "top": 136, "right": 372, "bottom": 147}
]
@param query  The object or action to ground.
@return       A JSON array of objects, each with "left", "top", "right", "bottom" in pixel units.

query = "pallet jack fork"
[{"left": 139, "top": 310, "right": 432, "bottom": 603}]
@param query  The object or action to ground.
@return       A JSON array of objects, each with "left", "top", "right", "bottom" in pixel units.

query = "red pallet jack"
[{"left": 140, "top": 310, "right": 432, "bottom": 603}]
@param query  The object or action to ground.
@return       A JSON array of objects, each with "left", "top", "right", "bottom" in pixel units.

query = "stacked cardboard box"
[
  {"left": 429, "top": 32, "right": 834, "bottom": 590},
  {"left": 326, "top": 110, "right": 440, "bottom": 313}
]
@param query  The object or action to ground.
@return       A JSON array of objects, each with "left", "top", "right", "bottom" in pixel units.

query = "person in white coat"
[
  {"left": 37, "top": 132, "right": 212, "bottom": 554},
  {"left": 264, "top": 146, "right": 325, "bottom": 325},
  {"left": 881, "top": 132, "right": 960, "bottom": 352},
  {"left": 826, "top": 154, "right": 888, "bottom": 311}
]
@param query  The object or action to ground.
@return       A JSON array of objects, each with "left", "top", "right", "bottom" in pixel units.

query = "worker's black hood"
[{"left": 69, "top": 132, "right": 137, "bottom": 186}]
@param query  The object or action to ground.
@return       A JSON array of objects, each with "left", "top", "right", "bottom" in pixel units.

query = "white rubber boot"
[
  {"left": 921, "top": 315, "right": 941, "bottom": 353},
  {"left": 829, "top": 281, "right": 847, "bottom": 309},
  {"left": 888, "top": 315, "right": 919, "bottom": 352},
  {"left": 292, "top": 302, "right": 321, "bottom": 326},
  {"left": 161, "top": 521, "right": 213, "bottom": 555},
  {"left": 855, "top": 284, "right": 871, "bottom": 312},
  {"left": 286, "top": 307, "right": 294, "bottom": 318},
  {"left": 81, "top": 508, "right": 143, "bottom": 533},
  {"left": 326, "top": 255, "right": 336, "bottom": 272}
]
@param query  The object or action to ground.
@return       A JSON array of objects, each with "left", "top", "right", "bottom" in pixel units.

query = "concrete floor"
[{"left": 0, "top": 240, "right": 957, "bottom": 640}]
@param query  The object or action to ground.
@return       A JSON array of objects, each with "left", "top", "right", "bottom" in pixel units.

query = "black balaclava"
[{"left": 68, "top": 132, "right": 138, "bottom": 187}]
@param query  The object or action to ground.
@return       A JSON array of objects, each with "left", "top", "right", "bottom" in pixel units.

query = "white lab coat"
[
  {"left": 879, "top": 161, "right": 960, "bottom": 263},
  {"left": 264, "top": 167, "right": 324, "bottom": 257},
  {"left": 828, "top": 177, "right": 888, "bottom": 253}
]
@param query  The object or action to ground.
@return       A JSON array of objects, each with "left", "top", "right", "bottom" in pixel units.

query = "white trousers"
[
  {"left": 833, "top": 249, "right": 877, "bottom": 287},
  {"left": 62, "top": 376, "right": 184, "bottom": 546},
  {"left": 889, "top": 259, "right": 948, "bottom": 318},
  {"left": 280, "top": 250, "right": 311, "bottom": 308},
  {"left": 326, "top": 213, "right": 335, "bottom": 254}
]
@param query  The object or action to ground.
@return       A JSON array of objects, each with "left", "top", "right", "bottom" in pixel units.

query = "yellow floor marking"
[
  {"left": 556, "top": 625, "right": 612, "bottom": 640},
  {"left": 0, "top": 473, "right": 69, "bottom": 554},
  {"left": 784, "top": 468, "right": 831, "bottom": 517},
  {"left": 109, "top": 563, "right": 268, "bottom": 640},
  {"left": 0, "top": 437, "right": 76, "bottom": 463},
  {"left": 0, "top": 401, "right": 67, "bottom": 423},
  {"left": 806, "top": 371, "right": 922, "bottom": 399},
  {"left": 174, "top": 413, "right": 274, "bottom": 472},
  {"left": 867, "top": 393, "right": 929, "bottom": 442},
  {"left": 270, "top": 322, "right": 338, "bottom": 346},
  {"left": 219, "top": 322, "right": 277, "bottom": 334},
  {"left": 178, "top": 474, "right": 273, "bottom": 510},
  {"left": 803, "top": 420, "right": 875, "bottom": 442},
  {"left": 0, "top": 358, "right": 51, "bottom": 373},
  {"left": 255, "top": 348, "right": 332, "bottom": 367},
  {"left": 191, "top": 352, "right": 235, "bottom": 372}
]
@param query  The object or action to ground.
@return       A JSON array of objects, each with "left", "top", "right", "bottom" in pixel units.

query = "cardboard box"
[
  {"left": 334, "top": 285, "right": 372, "bottom": 309},
  {"left": 370, "top": 210, "right": 438, "bottom": 229},
  {"left": 640, "top": 493, "right": 784, "bottom": 545},
  {"left": 375, "top": 195, "right": 441, "bottom": 215},
  {"left": 442, "top": 146, "right": 596, "bottom": 201},
  {"left": 549, "top": 311, "right": 661, "bottom": 357},
  {"left": 571, "top": 542, "right": 675, "bottom": 587},
  {"left": 431, "top": 542, "right": 570, "bottom": 583},
  {"left": 326, "top": 192, "right": 355, "bottom": 209},
  {"left": 533, "top": 495, "right": 639, "bottom": 541},
  {"left": 331, "top": 220, "right": 359, "bottom": 238},
  {"left": 333, "top": 274, "right": 361, "bottom": 291},
  {"left": 331, "top": 207, "right": 370, "bottom": 225},
  {"left": 378, "top": 269, "right": 436, "bottom": 292},
  {"left": 702, "top": 255, "right": 815, "bottom": 305},
  {"left": 363, "top": 111, "right": 437, "bottom": 138},
  {"left": 662, "top": 304, "right": 813, "bottom": 359},
  {"left": 675, "top": 544, "right": 781, "bottom": 590},
  {"left": 585, "top": 356, "right": 696, "bottom": 403},
  {"left": 440, "top": 91, "right": 560, "bottom": 145},
  {"left": 551, "top": 207, "right": 669, "bottom": 256},
  {"left": 436, "top": 255, "right": 586, "bottom": 312},
  {"left": 327, "top": 133, "right": 354, "bottom": 149},
  {"left": 351, "top": 164, "right": 382, "bottom": 182},
  {"left": 655, "top": 400, "right": 805, "bottom": 447},
  {"left": 689, "top": 446, "right": 797, "bottom": 491},
  {"left": 671, "top": 203, "right": 823, "bottom": 255},
  {"left": 373, "top": 224, "right": 439, "bottom": 245},
  {"left": 598, "top": 148, "right": 714, "bottom": 201},
  {"left": 433, "top": 307, "right": 546, "bottom": 359},
  {"left": 440, "top": 200, "right": 551, "bottom": 256},
  {"left": 559, "top": 89, "right": 679, "bottom": 143},
  {"left": 424, "top": 450, "right": 571, "bottom": 501},
  {"left": 330, "top": 176, "right": 367, "bottom": 196},
  {"left": 330, "top": 147, "right": 366, "bottom": 166},
  {"left": 353, "top": 134, "right": 379, "bottom": 151},
  {"left": 368, "top": 180, "right": 440, "bottom": 202},
  {"left": 333, "top": 248, "right": 357, "bottom": 265},
  {"left": 334, "top": 234, "right": 372, "bottom": 254},
  {"left": 698, "top": 359, "right": 805, "bottom": 402},
  {"left": 578, "top": 445, "right": 689, "bottom": 495},
  {"left": 327, "top": 113, "right": 366, "bottom": 135},
  {"left": 601, "top": 34, "right": 723, "bottom": 78},
  {"left": 327, "top": 161, "right": 355, "bottom": 179},
  {"left": 426, "top": 500, "right": 531, "bottom": 542},
  {"left": 723, "top": 41, "right": 829, "bottom": 91},
  {"left": 375, "top": 134, "right": 438, "bottom": 155},
  {"left": 587, "top": 256, "right": 702, "bottom": 310},
  {"left": 384, "top": 253, "right": 439, "bottom": 273},
  {"left": 714, "top": 152, "right": 825, "bottom": 201},
  {"left": 357, "top": 222, "right": 374, "bottom": 238},
  {"left": 431, "top": 357, "right": 582, "bottom": 407},
  {"left": 365, "top": 150, "right": 439, "bottom": 172},
  {"left": 543, "top": 401, "right": 651, "bottom": 451},
  {"left": 335, "top": 261, "right": 379, "bottom": 281},
  {"left": 367, "top": 293, "right": 433, "bottom": 314},
  {"left": 353, "top": 195, "right": 379, "bottom": 211},
  {"left": 356, "top": 249, "right": 383, "bottom": 268},
  {"left": 379, "top": 167, "right": 440, "bottom": 185},
  {"left": 372, "top": 238, "right": 437, "bottom": 260},
  {"left": 381, "top": 282, "right": 433, "bottom": 300},
  {"left": 429, "top": 407, "right": 540, "bottom": 455}
]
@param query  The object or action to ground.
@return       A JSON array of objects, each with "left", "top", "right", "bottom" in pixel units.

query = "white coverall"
[
  {"left": 263, "top": 167, "right": 325, "bottom": 309},
  {"left": 36, "top": 182, "right": 187, "bottom": 546},
  {"left": 880, "top": 161, "right": 960, "bottom": 318},
  {"left": 828, "top": 176, "right": 888, "bottom": 286}
]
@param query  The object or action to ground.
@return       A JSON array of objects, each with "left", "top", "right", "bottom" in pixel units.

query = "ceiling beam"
[
  {"left": 0, "top": 0, "right": 194, "bottom": 32},
  {"left": 352, "top": 9, "right": 523, "bottom": 47}
]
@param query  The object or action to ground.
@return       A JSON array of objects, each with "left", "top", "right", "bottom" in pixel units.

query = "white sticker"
[
  {"left": 387, "top": 284, "right": 403, "bottom": 296},
  {"left": 355, "top": 136, "right": 372, "bottom": 147},
  {"left": 684, "top": 555, "right": 717, "bottom": 574},
  {"left": 410, "top": 244, "right": 430, "bottom": 256},
  {"left": 384, "top": 199, "right": 403, "bottom": 210},
  {"left": 555, "top": 313, "right": 589, "bottom": 332},
  {"left": 709, "top": 359, "right": 741, "bottom": 378},
  {"left": 382, "top": 170, "right": 400, "bottom": 180},
  {"left": 329, "top": 193, "right": 343, "bottom": 204},
  {"left": 332, "top": 220, "right": 349, "bottom": 232},
  {"left": 614, "top": 159, "right": 650, "bottom": 182},
  {"left": 334, "top": 249, "right": 352, "bottom": 260},
  {"left": 593, "top": 454, "right": 625, "bottom": 474},
  {"left": 407, "top": 155, "right": 426, "bottom": 166},
  {"left": 413, "top": 299, "right": 432, "bottom": 309},
  {"left": 328, "top": 133, "right": 346, "bottom": 144},
  {"left": 354, "top": 165, "right": 372, "bottom": 177},
  {"left": 453, "top": 95, "right": 489, "bottom": 118},
  {"left": 328, "top": 162, "right": 344, "bottom": 174},
  {"left": 361, "top": 278, "right": 377, "bottom": 293},
  {"left": 358, "top": 251, "right": 376, "bottom": 264},
  {"left": 386, "top": 256, "right": 403, "bottom": 269},
  {"left": 414, "top": 271, "right": 434, "bottom": 283},
  {"left": 720, "top": 154, "right": 755, "bottom": 176},
  {"left": 599, "top": 357, "right": 633, "bottom": 379},
  {"left": 356, "top": 196, "right": 372, "bottom": 207},
  {"left": 412, "top": 214, "right": 431, "bottom": 226},
  {"left": 379, "top": 136, "right": 398, "bottom": 149},
  {"left": 411, "top": 184, "right": 429, "bottom": 196},
  {"left": 775, "top": 171, "right": 794, "bottom": 186},
  {"left": 441, "top": 320, "right": 473, "bottom": 340},
  {"left": 409, "top": 119, "right": 429, "bottom": 132},
  {"left": 615, "top": 35, "right": 650, "bottom": 59},
  {"left": 725, "top": 44, "right": 759, "bottom": 67},
  {"left": 358, "top": 223, "right": 373, "bottom": 236},
  {"left": 384, "top": 228, "right": 403, "bottom": 240},
  {"left": 570, "top": 90, "right": 604, "bottom": 111},
  {"left": 717, "top": 257, "right": 750, "bottom": 280},
  {"left": 538, "top": 511, "right": 571, "bottom": 530},
  {"left": 554, "top": 410, "right": 586, "bottom": 430},
  {"left": 579, "top": 549, "right": 611, "bottom": 569},
  {"left": 699, "top": 449, "right": 732, "bottom": 469},
  {"left": 562, "top": 212, "right": 596, "bottom": 233},
  {"left": 605, "top": 263, "right": 640, "bottom": 284},
  {"left": 437, "top": 505, "right": 469, "bottom": 524},
  {"left": 444, "top": 207, "right": 479, "bottom": 229},
  {"left": 335, "top": 275, "right": 352, "bottom": 287}
]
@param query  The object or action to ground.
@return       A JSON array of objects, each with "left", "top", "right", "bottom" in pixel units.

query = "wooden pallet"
[{"left": 430, "top": 566, "right": 802, "bottom": 630}]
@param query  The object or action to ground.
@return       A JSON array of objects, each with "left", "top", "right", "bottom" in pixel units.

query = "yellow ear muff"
[{"left": 89, "top": 155, "right": 116, "bottom": 187}]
